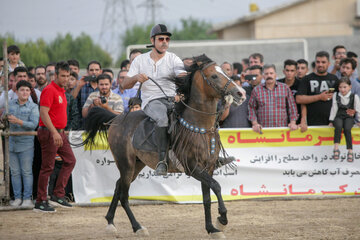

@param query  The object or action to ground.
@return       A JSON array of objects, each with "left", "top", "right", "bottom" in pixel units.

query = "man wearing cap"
[{"left": 122, "top": 24, "right": 186, "bottom": 176}]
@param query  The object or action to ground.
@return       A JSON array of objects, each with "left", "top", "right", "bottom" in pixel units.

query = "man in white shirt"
[{"left": 122, "top": 24, "right": 186, "bottom": 175}]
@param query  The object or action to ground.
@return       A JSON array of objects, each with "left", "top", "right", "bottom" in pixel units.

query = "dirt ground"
[{"left": 0, "top": 198, "right": 359, "bottom": 240}]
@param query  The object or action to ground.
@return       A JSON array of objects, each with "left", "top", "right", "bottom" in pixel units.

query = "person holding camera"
[
  {"left": 82, "top": 74, "right": 124, "bottom": 118},
  {"left": 242, "top": 65, "right": 263, "bottom": 96}
]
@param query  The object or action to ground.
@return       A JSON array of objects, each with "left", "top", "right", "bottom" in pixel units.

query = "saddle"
[{"left": 132, "top": 112, "right": 176, "bottom": 152}]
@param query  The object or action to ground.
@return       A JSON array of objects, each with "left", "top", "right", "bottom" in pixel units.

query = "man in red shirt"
[{"left": 34, "top": 62, "right": 76, "bottom": 212}]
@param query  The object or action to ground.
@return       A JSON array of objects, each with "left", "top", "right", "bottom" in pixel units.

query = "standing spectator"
[
  {"left": 248, "top": 64, "right": 298, "bottom": 133},
  {"left": 7, "top": 45, "right": 26, "bottom": 72},
  {"left": 347, "top": 51, "right": 358, "bottom": 66},
  {"left": 120, "top": 59, "right": 130, "bottom": 70},
  {"left": 220, "top": 78, "right": 250, "bottom": 128},
  {"left": 34, "top": 61, "right": 76, "bottom": 212},
  {"left": 7, "top": 80, "right": 39, "bottom": 207},
  {"left": 296, "top": 59, "right": 309, "bottom": 79},
  {"left": 129, "top": 49, "right": 142, "bottom": 64},
  {"left": 232, "top": 62, "right": 243, "bottom": 77},
  {"left": 45, "top": 62, "right": 56, "bottom": 83},
  {"left": 113, "top": 70, "right": 137, "bottom": 113},
  {"left": 329, "top": 77, "right": 360, "bottom": 162},
  {"left": 296, "top": 51, "right": 339, "bottom": 127},
  {"left": 328, "top": 45, "right": 358, "bottom": 80},
  {"left": 241, "top": 58, "right": 249, "bottom": 72},
  {"left": 339, "top": 58, "right": 360, "bottom": 96},
  {"left": 27, "top": 73, "right": 41, "bottom": 104},
  {"left": 82, "top": 74, "right": 124, "bottom": 118},
  {"left": 249, "top": 53, "right": 264, "bottom": 67},
  {"left": 67, "top": 72, "right": 78, "bottom": 94},
  {"left": 35, "top": 65, "right": 48, "bottom": 92},
  {"left": 243, "top": 65, "right": 263, "bottom": 96},
  {"left": 220, "top": 62, "right": 233, "bottom": 78},
  {"left": 128, "top": 97, "right": 142, "bottom": 112},
  {"left": 67, "top": 59, "right": 80, "bottom": 76},
  {"left": 72, "top": 60, "right": 102, "bottom": 127}
]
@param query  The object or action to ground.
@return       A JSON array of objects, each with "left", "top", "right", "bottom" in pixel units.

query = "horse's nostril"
[{"left": 237, "top": 91, "right": 243, "bottom": 97}]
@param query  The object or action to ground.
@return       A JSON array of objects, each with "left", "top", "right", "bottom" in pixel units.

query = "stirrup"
[{"left": 155, "top": 161, "right": 168, "bottom": 176}]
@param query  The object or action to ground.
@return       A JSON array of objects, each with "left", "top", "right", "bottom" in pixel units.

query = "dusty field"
[{"left": 0, "top": 198, "right": 359, "bottom": 240}]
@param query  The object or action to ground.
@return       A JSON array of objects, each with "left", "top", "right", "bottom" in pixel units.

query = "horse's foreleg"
[{"left": 192, "top": 169, "right": 227, "bottom": 236}]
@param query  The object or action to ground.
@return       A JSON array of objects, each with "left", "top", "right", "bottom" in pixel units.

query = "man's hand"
[
  {"left": 329, "top": 122, "right": 334, "bottom": 127},
  {"left": 52, "top": 131, "right": 63, "bottom": 147},
  {"left": 136, "top": 74, "right": 148, "bottom": 83},
  {"left": 252, "top": 123, "right": 263, "bottom": 134},
  {"left": 288, "top": 121, "right": 298, "bottom": 131},
  {"left": 177, "top": 72, "right": 189, "bottom": 78},
  {"left": 346, "top": 109, "right": 356, "bottom": 117},
  {"left": 299, "top": 122, "right": 308, "bottom": 133},
  {"left": 78, "top": 76, "right": 87, "bottom": 88},
  {"left": 319, "top": 91, "right": 334, "bottom": 102}
]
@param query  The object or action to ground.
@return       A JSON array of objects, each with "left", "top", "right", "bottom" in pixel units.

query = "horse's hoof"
[
  {"left": 215, "top": 218, "right": 227, "bottom": 232},
  {"left": 135, "top": 226, "right": 149, "bottom": 237},
  {"left": 209, "top": 231, "right": 226, "bottom": 239},
  {"left": 106, "top": 224, "right": 117, "bottom": 233}
]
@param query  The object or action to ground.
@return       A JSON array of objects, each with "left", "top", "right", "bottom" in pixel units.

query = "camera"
[
  {"left": 99, "top": 96, "right": 107, "bottom": 104},
  {"left": 84, "top": 75, "right": 96, "bottom": 82},
  {"left": 245, "top": 74, "right": 257, "bottom": 81}
]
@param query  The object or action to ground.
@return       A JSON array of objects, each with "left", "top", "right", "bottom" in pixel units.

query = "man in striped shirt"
[{"left": 248, "top": 64, "right": 298, "bottom": 133}]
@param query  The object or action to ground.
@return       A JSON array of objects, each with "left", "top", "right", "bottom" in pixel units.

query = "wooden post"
[{"left": 2, "top": 40, "right": 10, "bottom": 201}]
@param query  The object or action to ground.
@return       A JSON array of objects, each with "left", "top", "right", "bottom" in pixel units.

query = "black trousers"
[{"left": 334, "top": 117, "right": 354, "bottom": 149}]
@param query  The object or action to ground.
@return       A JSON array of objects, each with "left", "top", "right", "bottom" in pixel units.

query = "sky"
[{"left": 0, "top": 0, "right": 290, "bottom": 58}]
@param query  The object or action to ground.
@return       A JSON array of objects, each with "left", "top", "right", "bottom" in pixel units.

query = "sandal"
[
  {"left": 333, "top": 149, "right": 340, "bottom": 160},
  {"left": 347, "top": 152, "right": 354, "bottom": 162}
]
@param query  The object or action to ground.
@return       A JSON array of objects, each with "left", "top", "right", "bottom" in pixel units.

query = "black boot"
[{"left": 155, "top": 126, "right": 168, "bottom": 176}]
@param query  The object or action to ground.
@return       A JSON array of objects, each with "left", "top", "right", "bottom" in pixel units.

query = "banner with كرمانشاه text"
[{"left": 70, "top": 126, "right": 360, "bottom": 204}]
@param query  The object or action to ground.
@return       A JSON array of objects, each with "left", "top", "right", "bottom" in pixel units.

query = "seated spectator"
[
  {"left": 248, "top": 64, "right": 298, "bottom": 133},
  {"left": 128, "top": 97, "right": 142, "bottom": 112},
  {"left": 82, "top": 74, "right": 124, "bottom": 118},
  {"left": 7, "top": 45, "right": 26, "bottom": 72},
  {"left": 6, "top": 80, "right": 39, "bottom": 207},
  {"left": 113, "top": 70, "right": 137, "bottom": 113}
]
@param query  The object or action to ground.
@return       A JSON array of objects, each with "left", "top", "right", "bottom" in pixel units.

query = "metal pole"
[{"left": 2, "top": 41, "right": 10, "bottom": 201}]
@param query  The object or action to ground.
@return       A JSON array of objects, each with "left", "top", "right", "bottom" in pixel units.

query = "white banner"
[{"left": 70, "top": 127, "right": 360, "bottom": 203}]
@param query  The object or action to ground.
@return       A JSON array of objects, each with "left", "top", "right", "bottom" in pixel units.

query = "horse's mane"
[{"left": 173, "top": 54, "right": 213, "bottom": 116}]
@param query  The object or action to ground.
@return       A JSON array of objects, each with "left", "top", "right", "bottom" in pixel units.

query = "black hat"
[{"left": 150, "top": 24, "right": 172, "bottom": 38}]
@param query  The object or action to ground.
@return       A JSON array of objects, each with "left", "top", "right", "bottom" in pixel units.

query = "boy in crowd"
[
  {"left": 6, "top": 80, "right": 39, "bottom": 207},
  {"left": 7, "top": 45, "right": 26, "bottom": 72}
]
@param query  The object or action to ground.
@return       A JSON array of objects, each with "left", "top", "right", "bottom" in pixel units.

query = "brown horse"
[{"left": 81, "top": 54, "right": 246, "bottom": 238}]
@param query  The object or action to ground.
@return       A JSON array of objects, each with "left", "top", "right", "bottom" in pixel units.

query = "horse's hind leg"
[
  {"left": 191, "top": 169, "right": 227, "bottom": 238},
  {"left": 105, "top": 159, "right": 148, "bottom": 235}
]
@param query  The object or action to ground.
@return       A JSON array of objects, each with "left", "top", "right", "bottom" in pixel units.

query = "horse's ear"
[{"left": 196, "top": 60, "right": 203, "bottom": 67}]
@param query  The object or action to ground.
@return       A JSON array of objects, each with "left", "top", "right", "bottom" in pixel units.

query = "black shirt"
[{"left": 297, "top": 72, "right": 339, "bottom": 126}]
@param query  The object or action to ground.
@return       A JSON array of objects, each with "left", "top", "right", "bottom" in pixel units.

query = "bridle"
[{"left": 199, "top": 61, "right": 234, "bottom": 99}]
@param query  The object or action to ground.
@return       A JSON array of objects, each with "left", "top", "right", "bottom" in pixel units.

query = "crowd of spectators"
[{"left": 0, "top": 43, "right": 359, "bottom": 208}]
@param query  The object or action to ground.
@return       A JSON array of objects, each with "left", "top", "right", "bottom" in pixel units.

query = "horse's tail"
[{"left": 77, "top": 106, "right": 117, "bottom": 149}]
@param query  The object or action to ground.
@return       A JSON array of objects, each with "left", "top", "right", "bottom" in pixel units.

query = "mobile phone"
[{"left": 328, "top": 88, "right": 335, "bottom": 93}]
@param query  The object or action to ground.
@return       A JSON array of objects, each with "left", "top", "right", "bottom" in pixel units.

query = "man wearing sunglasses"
[{"left": 122, "top": 24, "right": 186, "bottom": 176}]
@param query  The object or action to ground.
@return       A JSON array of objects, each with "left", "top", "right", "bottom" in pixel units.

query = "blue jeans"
[{"left": 10, "top": 148, "right": 34, "bottom": 199}]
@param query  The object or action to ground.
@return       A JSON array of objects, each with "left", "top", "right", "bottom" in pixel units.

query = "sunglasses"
[{"left": 157, "top": 37, "right": 170, "bottom": 42}]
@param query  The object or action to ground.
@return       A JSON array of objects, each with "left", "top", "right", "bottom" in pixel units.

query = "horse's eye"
[{"left": 211, "top": 74, "right": 218, "bottom": 79}]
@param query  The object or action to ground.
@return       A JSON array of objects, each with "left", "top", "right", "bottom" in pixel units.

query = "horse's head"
[{"left": 193, "top": 55, "right": 246, "bottom": 106}]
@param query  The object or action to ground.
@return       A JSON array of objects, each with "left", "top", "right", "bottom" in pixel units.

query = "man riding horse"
[{"left": 122, "top": 24, "right": 187, "bottom": 175}]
